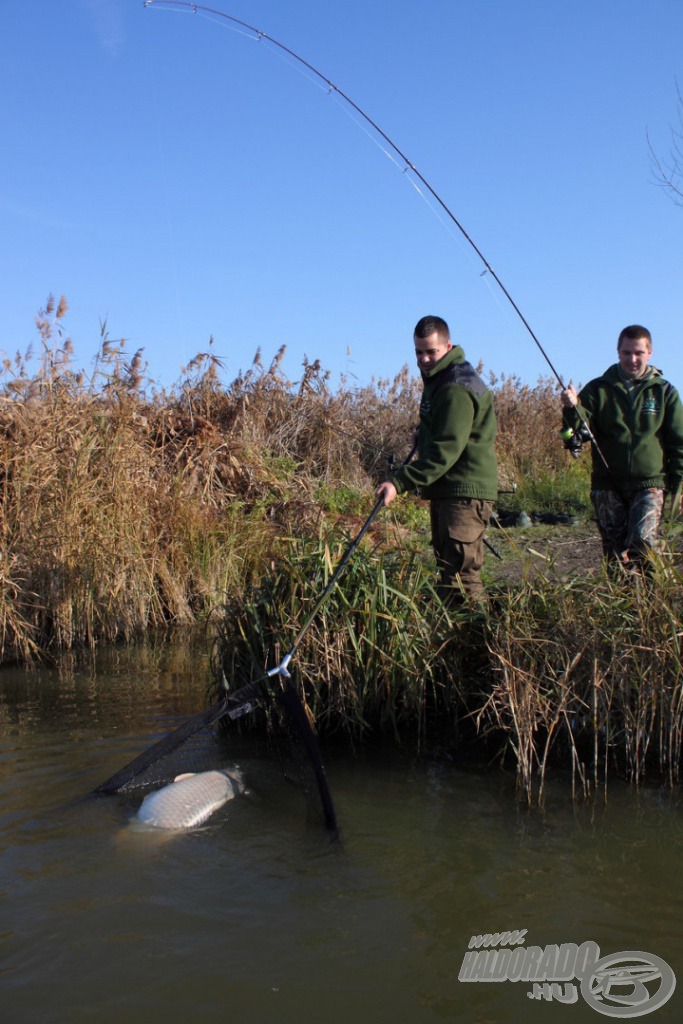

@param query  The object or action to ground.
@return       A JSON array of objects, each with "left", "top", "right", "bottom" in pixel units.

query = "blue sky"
[{"left": 2, "top": 0, "right": 682, "bottom": 394}]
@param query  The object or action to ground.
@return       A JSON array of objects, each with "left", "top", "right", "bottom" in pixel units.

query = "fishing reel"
[{"left": 559, "top": 425, "right": 591, "bottom": 458}]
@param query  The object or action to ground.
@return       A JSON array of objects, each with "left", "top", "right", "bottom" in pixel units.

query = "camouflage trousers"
[
  {"left": 590, "top": 487, "right": 665, "bottom": 564},
  {"left": 429, "top": 497, "right": 494, "bottom": 603}
]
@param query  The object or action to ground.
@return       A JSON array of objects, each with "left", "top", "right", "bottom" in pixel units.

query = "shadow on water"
[{"left": 1, "top": 637, "right": 682, "bottom": 1023}]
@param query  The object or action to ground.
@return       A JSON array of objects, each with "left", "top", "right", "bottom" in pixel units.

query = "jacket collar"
[
  {"left": 602, "top": 363, "right": 662, "bottom": 388},
  {"left": 421, "top": 344, "right": 465, "bottom": 383}
]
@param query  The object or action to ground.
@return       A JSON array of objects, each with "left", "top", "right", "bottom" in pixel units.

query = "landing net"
[{"left": 92, "top": 675, "right": 338, "bottom": 836}]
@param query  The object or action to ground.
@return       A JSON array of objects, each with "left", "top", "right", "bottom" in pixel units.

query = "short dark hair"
[
  {"left": 414, "top": 315, "right": 450, "bottom": 340},
  {"left": 618, "top": 325, "right": 652, "bottom": 350}
]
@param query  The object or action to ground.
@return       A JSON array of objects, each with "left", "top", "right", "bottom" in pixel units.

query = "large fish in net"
[{"left": 91, "top": 445, "right": 416, "bottom": 836}]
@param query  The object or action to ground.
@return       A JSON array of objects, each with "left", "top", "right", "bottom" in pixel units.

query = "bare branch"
[{"left": 648, "top": 80, "right": 683, "bottom": 207}]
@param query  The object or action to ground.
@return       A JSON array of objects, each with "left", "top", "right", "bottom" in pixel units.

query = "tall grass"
[
  {"left": 481, "top": 558, "right": 683, "bottom": 799},
  {"left": 5, "top": 298, "right": 682, "bottom": 798},
  {"left": 212, "top": 544, "right": 683, "bottom": 799},
  {"left": 1, "top": 297, "right": 580, "bottom": 661},
  {"left": 211, "top": 535, "right": 482, "bottom": 748},
  {"left": 0, "top": 298, "right": 421, "bottom": 659}
]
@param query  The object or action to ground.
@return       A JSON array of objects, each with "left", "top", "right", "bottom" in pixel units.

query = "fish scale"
[{"left": 136, "top": 769, "right": 245, "bottom": 830}]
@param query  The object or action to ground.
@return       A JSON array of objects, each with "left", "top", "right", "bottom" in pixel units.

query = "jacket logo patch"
[{"left": 643, "top": 397, "right": 660, "bottom": 416}]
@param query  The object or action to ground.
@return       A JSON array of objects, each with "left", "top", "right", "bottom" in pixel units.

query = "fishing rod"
[
  {"left": 143, "top": 3, "right": 549, "bottom": 365},
  {"left": 142, "top": 0, "right": 615, "bottom": 481}
]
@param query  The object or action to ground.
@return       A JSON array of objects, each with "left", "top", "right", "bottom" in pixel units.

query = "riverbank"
[
  {"left": 212, "top": 524, "right": 683, "bottom": 802},
  {"left": 3, "top": 301, "right": 683, "bottom": 798}
]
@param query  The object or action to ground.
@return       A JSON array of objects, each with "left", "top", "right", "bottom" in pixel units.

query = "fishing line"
[
  {"left": 147, "top": 1, "right": 494, "bottom": 290},
  {"left": 324, "top": 89, "right": 471, "bottom": 244},
  {"left": 330, "top": 93, "right": 480, "bottom": 269},
  {"left": 143, "top": 3, "right": 555, "bottom": 370},
  {"left": 142, "top": 0, "right": 616, "bottom": 483},
  {"left": 171, "top": 0, "right": 470, "bottom": 264}
]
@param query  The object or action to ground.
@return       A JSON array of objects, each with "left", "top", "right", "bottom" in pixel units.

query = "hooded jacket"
[
  {"left": 563, "top": 364, "right": 683, "bottom": 494},
  {"left": 392, "top": 345, "right": 498, "bottom": 500}
]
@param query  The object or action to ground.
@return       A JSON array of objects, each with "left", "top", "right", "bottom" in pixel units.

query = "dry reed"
[{"left": 5, "top": 297, "right": 682, "bottom": 799}]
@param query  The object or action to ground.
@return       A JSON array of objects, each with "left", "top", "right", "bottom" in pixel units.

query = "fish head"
[{"left": 221, "top": 768, "right": 246, "bottom": 794}]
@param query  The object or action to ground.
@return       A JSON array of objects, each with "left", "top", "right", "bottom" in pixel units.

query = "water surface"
[{"left": 1, "top": 640, "right": 681, "bottom": 1023}]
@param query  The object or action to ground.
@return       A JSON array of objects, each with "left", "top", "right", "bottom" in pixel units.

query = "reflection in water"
[{"left": 1, "top": 639, "right": 682, "bottom": 1024}]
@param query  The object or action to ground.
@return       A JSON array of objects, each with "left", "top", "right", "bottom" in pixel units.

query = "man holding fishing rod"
[
  {"left": 560, "top": 324, "right": 683, "bottom": 566},
  {"left": 375, "top": 315, "right": 498, "bottom": 603}
]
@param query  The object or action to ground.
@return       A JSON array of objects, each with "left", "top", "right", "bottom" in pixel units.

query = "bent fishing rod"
[
  {"left": 143, "top": 2, "right": 550, "bottom": 367},
  {"left": 143, "top": 0, "right": 613, "bottom": 480}
]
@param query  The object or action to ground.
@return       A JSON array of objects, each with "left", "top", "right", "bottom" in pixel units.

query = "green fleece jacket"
[
  {"left": 392, "top": 346, "right": 498, "bottom": 500},
  {"left": 563, "top": 364, "right": 683, "bottom": 494}
]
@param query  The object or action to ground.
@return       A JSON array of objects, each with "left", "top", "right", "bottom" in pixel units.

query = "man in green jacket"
[
  {"left": 375, "top": 315, "right": 498, "bottom": 602},
  {"left": 561, "top": 324, "right": 683, "bottom": 564}
]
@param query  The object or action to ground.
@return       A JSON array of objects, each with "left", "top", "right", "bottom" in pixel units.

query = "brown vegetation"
[
  {"left": 0, "top": 296, "right": 575, "bottom": 663},
  {"left": 4, "top": 297, "right": 683, "bottom": 798},
  {"left": 215, "top": 538, "right": 683, "bottom": 801}
]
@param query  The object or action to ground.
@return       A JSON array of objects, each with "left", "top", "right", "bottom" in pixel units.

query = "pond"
[{"left": 1, "top": 637, "right": 681, "bottom": 1023}]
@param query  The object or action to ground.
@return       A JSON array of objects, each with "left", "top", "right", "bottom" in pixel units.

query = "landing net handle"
[{"left": 91, "top": 442, "right": 417, "bottom": 831}]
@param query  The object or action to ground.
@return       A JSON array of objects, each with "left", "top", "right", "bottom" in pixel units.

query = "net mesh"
[{"left": 92, "top": 676, "right": 338, "bottom": 836}]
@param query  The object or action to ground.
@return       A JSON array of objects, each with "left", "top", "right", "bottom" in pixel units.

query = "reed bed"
[
  {"left": 0, "top": 296, "right": 572, "bottom": 662},
  {"left": 4, "top": 298, "right": 683, "bottom": 797},
  {"left": 480, "top": 557, "right": 683, "bottom": 799},
  {"left": 212, "top": 537, "right": 479, "bottom": 748},
  {"left": 212, "top": 540, "right": 683, "bottom": 799},
  {"left": 0, "top": 299, "right": 418, "bottom": 659}
]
